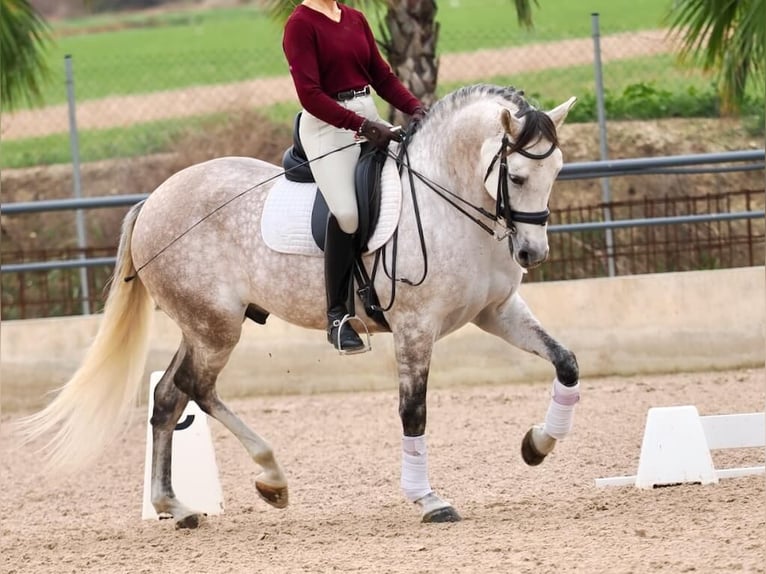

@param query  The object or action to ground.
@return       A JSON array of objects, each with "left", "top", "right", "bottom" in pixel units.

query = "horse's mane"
[{"left": 424, "top": 84, "right": 559, "bottom": 152}]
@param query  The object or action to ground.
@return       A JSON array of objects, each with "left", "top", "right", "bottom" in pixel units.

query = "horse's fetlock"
[{"left": 253, "top": 448, "right": 275, "bottom": 467}]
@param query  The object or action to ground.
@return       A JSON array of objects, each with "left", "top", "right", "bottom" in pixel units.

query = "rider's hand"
[
  {"left": 357, "top": 119, "right": 402, "bottom": 150},
  {"left": 409, "top": 106, "right": 428, "bottom": 130}
]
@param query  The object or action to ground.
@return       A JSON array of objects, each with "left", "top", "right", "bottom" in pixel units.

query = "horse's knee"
[{"left": 555, "top": 349, "right": 579, "bottom": 386}]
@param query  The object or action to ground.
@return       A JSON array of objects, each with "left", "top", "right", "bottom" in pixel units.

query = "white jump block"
[
  {"left": 142, "top": 371, "right": 225, "bottom": 519},
  {"left": 596, "top": 406, "right": 765, "bottom": 488}
]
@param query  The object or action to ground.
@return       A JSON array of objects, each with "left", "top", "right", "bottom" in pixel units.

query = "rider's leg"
[
  {"left": 323, "top": 213, "right": 364, "bottom": 351},
  {"left": 299, "top": 99, "right": 378, "bottom": 350}
]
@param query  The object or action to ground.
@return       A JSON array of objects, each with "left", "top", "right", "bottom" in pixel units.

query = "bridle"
[
  {"left": 482, "top": 133, "right": 556, "bottom": 238},
  {"left": 393, "top": 130, "right": 557, "bottom": 243}
]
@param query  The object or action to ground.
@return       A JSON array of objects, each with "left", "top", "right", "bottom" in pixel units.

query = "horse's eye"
[{"left": 509, "top": 175, "right": 526, "bottom": 187}]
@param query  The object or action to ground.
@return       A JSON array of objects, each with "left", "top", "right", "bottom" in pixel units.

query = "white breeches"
[{"left": 298, "top": 95, "right": 382, "bottom": 234}]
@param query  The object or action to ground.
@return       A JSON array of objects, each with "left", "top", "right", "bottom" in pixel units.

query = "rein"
[
  {"left": 124, "top": 142, "right": 361, "bottom": 281},
  {"left": 365, "top": 129, "right": 557, "bottom": 314}
]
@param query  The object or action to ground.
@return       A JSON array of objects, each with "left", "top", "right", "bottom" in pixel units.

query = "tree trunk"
[{"left": 379, "top": 0, "right": 439, "bottom": 125}]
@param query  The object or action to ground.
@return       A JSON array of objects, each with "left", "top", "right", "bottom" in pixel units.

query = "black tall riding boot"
[{"left": 325, "top": 215, "right": 365, "bottom": 352}]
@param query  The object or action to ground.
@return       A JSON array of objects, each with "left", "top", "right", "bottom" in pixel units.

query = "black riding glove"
[
  {"left": 357, "top": 119, "right": 402, "bottom": 151},
  {"left": 410, "top": 106, "right": 428, "bottom": 129}
]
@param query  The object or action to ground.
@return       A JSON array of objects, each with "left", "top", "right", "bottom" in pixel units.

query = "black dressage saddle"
[{"left": 281, "top": 112, "right": 387, "bottom": 254}]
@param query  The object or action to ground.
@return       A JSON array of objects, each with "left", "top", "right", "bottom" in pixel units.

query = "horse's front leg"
[
  {"left": 393, "top": 327, "right": 462, "bottom": 523},
  {"left": 474, "top": 292, "right": 580, "bottom": 466}
]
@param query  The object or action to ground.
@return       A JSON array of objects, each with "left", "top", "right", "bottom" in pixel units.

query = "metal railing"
[
  {"left": 2, "top": 148, "right": 763, "bottom": 275},
  {"left": 1, "top": 149, "right": 764, "bottom": 318}
]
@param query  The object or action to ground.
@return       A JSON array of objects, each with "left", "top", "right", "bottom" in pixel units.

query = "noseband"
[{"left": 483, "top": 134, "right": 555, "bottom": 235}]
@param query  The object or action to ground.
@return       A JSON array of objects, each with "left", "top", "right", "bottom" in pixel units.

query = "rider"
[{"left": 282, "top": 0, "right": 427, "bottom": 352}]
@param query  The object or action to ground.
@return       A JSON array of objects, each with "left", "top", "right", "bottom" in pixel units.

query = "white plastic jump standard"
[
  {"left": 596, "top": 405, "right": 766, "bottom": 488},
  {"left": 142, "top": 371, "right": 225, "bottom": 519}
]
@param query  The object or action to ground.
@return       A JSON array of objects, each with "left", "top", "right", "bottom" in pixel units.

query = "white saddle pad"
[{"left": 261, "top": 156, "right": 402, "bottom": 257}]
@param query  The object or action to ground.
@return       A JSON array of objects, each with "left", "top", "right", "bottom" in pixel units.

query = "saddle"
[
  {"left": 281, "top": 112, "right": 390, "bottom": 329},
  {"left": 282, "top": 112, "right": 386, "bottom": 254}
]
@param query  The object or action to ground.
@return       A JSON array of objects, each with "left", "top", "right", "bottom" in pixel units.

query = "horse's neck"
[{"left": 413, "top": 107, "right": 498, "bottom": 198}]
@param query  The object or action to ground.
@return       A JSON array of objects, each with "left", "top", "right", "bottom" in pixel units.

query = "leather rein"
[{"left": 364, "top": 129, "right": 557, "bottom": 314}]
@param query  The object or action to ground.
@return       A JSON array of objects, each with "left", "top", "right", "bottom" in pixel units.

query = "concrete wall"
[{"left": 2, "top": 267, "right": 763, "bottom": 408}]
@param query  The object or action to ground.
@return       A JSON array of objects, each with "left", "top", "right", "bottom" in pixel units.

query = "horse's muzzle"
[{"left": 514, "top": 244, "right": 549, "bottom": 269}]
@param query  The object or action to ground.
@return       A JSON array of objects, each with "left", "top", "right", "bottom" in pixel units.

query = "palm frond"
[
  {"left": 512, "top": 0, "right": 538, "bottom": 29},
  {"left": 0, "top": 0, "right": 53, "bottom": 111},
  {"left": 666, "top": 0, "right": 765, "bottom": 110}
]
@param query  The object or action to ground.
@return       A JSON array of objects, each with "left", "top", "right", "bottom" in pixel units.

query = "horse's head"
[{"left": 480, "top": 96, "right": 576, "bottom": 269}]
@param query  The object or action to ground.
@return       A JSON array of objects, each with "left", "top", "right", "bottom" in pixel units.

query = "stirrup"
[{"left": 329, "top": 314, "right": 371, "bottom": 355}]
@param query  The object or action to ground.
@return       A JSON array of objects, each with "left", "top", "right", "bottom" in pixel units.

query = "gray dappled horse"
[{"left": 20, "top": 85, "right": 580, "bottom": 528}]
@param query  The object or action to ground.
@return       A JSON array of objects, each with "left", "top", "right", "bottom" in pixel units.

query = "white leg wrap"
[
  {"left": 542, "top": 378, "right": 580, "bottom": 440},
  {"left": 401, "top": 435, "right": 432, "bottom": 502}
]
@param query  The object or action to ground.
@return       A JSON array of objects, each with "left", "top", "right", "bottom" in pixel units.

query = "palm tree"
[
  {"left": 0, "top": 0, "right": 53, "bottom": 111},
  {"left": 666, "top": 0, "right": 765, "bottom": 111}
]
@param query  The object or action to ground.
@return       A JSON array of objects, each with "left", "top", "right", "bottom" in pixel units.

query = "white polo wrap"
[
  {"left": 542, "top": 378, "right": 580, "bottom": 440},
  {"left": 400, "top": 434, "right": 432, "bottom": 502}
]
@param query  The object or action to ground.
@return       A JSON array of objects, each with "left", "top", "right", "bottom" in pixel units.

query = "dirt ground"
[{"left": 1, "top": 367, "right": 764, "bottom": 574}]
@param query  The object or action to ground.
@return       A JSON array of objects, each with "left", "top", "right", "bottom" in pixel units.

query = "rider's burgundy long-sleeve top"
[{"left": 282, "top": 3, "right": 421, "bottom": 132}]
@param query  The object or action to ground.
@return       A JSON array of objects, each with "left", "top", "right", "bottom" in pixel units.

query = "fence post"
[
  {"left": 591, "top": 13, "right": 616, "bottom": 277},
  {"left": 65, "top": 54, "right": 91, "bottom": 315}
]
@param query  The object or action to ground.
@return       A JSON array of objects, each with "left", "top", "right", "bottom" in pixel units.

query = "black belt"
[{"left": 335, "top": 86, "right": 371, "bottom": 101}]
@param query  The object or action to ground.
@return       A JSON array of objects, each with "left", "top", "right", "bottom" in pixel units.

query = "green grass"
[
  {"left": 42, "top": 7, "right": 284, "bottom": 104},
  {"left": 0, "top": 115, "right": 222, "bottom": 168},
  {"left": 31, "top": 0, "right": 673, "bottom": 107},
  {"left": 5, "top": 50, "right": 762, "bottom": 170},
  {"left": 6, "top": 0, "right": 759, "bottom": 170},
  {"left": 456, "top": 54, "right": 713, "bottom": 106},
  {"left": 427, "top": 0, "right": 671, "bottom": 49}
]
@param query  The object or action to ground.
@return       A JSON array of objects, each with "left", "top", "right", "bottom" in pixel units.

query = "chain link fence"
[{"left": 1, "top": 24, "right": 721, "bottom": 165}]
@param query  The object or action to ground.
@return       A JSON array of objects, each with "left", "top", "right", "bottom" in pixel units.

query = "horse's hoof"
[
  {"left": 256, "top": 481, "right": 289, "bottom": 509},
  {"left": 521, "top": 427, "right": 547, "bottom": 466},
  {"left": 175, "top": 513, "right": 204, "bottom": 530},
  {"left": 422, "top": 506, "right": 462, "bottom": 523}
]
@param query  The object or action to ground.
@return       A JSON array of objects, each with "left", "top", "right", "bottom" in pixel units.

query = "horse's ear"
[
  {"left": 500, "top": 107, "right": 523, "bottom": 139},
  {"left": 547, "top": 97, "right": 577, "bottom": 130}
]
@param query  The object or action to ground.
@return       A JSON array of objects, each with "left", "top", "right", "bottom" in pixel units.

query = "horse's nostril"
[{"left": 517, "top": 250, "right": 530, "bottom": 265}]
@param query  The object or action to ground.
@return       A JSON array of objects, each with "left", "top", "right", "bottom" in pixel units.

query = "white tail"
[{"left": 16, "top": 201, "right": 155, "bottom": 471}]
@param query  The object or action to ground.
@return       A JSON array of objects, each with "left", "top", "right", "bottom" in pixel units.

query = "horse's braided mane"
[{"left": 427, "top": 83, "right": 559, "bottom": 152}]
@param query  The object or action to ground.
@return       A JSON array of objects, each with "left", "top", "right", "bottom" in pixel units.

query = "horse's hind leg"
[
  {"left": 172, "top": 337, "right": 289, "bottom": 512},
  {"left": 193, "top": 393, "right": 288, "bottom": 510},
  {"left": 149, "top": 346, "right": 200, "bottom": 527},
  {"left": 473, "top": 292, "right": 580, "bottom": 466}
]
